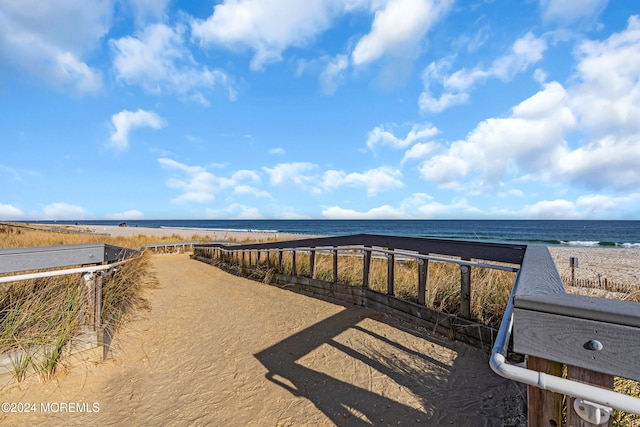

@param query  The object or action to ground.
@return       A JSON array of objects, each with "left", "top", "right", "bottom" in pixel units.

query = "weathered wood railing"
[
  {"left": 194, "top": 234, "right": 524, "bottom": 351},
  {"left": 194, "top": 234, "right": 640, "bottom": 426},
  {"left": 0, "top": 243, "right": 141, "bottom": 378}
]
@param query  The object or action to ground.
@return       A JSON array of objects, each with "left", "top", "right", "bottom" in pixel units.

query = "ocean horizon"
[{"left": 28, "top": 219, "right": 640, "bottom": 249}]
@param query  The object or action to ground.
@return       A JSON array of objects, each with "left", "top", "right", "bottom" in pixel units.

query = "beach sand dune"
[{"left": 1, "top": 254, "right": 525, "bottom": 425}]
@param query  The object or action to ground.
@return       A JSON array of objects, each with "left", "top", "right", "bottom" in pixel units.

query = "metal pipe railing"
[
  {"left": 490, "top": 272, "right": 640, "bottom": 415},
  {"left": 0, "top": 252, "right": 143, "bottom": 284}
]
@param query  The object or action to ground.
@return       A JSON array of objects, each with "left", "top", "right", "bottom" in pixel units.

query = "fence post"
[
  {"left": 527, "top": 356, "right": 563, "bottom": 427},
  {"left": 460, "top": 260, "right": 471, "bottom": 320},
  {"left": 80, "top": 271, "right": 97, "bottom": 332},
  {"left": 309, "top": 249, "right": 316, "bottom": 279},
  {"left": 333, "top": 248, "right": 338, "bottom": 283},
  {"left": 387, "top": 251, "right": 395, "bottom": 296},
  {"left": 95, "top": 273, "right": 102, "bottom": 329},
  {"left": 362, "top": 247, "right": 371, "bottom": 289},
  {"left": 567, "top": 365, "right": 614, "bottom": 427},
  {"left": 266, "top": 250, "right": 271, "bottom": 269},
  {"left": 291, "top": 250, "right": 297, "bottom": 276},
  {"left": 417, "top": 257, "right": 428, "bottom": 305},
  {"left": 278, "top": 250, "right": 283, "bottom": 272},
  {"left": 257, "top": 250, "right": 261, "bottom": 267}
]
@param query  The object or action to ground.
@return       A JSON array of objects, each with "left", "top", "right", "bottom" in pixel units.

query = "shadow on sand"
[{"left": 254, "top": 296, "right": 526, "bottom": 426}]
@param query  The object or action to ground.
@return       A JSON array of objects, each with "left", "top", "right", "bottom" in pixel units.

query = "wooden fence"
[
  {"left": 561, "top": 275, "right": 639, "bottom": 294},
  {"left": 194, "top": 234, "right": 640, "bottom": 426}
]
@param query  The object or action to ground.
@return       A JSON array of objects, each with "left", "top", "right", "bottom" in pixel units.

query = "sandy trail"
[{"left": 1, "top": 254, "right": 524, "bottom": 426}]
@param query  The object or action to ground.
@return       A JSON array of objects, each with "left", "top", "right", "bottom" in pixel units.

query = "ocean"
[{"left": 36, "top": 219, "right": 640, "bottom": 248}]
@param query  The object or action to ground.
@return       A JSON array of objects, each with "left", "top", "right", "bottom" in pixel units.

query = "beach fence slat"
[{"left": 460, "top": 260, "right": 471, "bottom": 320}]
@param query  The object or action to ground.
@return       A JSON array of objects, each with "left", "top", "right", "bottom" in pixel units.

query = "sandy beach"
[{"left": 76, "top": 224, "right": 321, "bottom": 243}]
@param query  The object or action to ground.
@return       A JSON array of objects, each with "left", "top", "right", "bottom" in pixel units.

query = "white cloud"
[
  {"left": 403, "top": 194, "right": 473, "bottom": 217},
  {"left": 420, "top": 33, "right": 547, "bottom": 113},
  {"left": 0, "top": 203, "right": 25, "bottom": 220},
  {"left": 320, "top": 167, "right": 403, "bottom": 196},
  {"left": 366, "top": 123, "right": 439, "bottom": 150},
  {"left": 109, "top": 109, "right": 166, "bottom": 150},
  {"left": 111, "top": 23, "right": 236, "bottom": 103},
  {"left": 0, "top": 0, "right": 108, "bottom": 93},
  {"left": 191, "top": 0, "right": 342, "bottom": 71},
  {"left": 320, "top": 54, "right": 349, "bottom": 95},
  {"left": 418, "top": 91, "right": 470, "bottom": 113},
  {"left": 322, "top": 205, "right": 408, "bottom": 219},
  {"left": 419, "top": 17, "right": 640, "bottom": 194},
  {"left": 559, "top": 16, "right": 640, "bottom": 190},
  {"left": 577, "top": 193, "right": 640, "bottom": 216},
  {"left": 539, "top": 0, "right": 607, "bottom": 25},
  {"left": 42, "top": 202, "right": 90, "bottom": 220},
  {"left": 127, "top": 0, "right": 170, "bottom": 26},
  {"left": 523, "top": 199, "right": 581, "bottom": 219},
  {"left": 159, "top": 159, "right": 269, "bottom": 204},
  {"left": 105, "top": 210, "right": 144, "bottom": 220},
  {"left": 234, "top": 185, "right": 271, "bottom": 198},
  {"left": 321, "top": 193, "right": 474, "bottom": 219},
  {"left": 268, "top": 147, "right": 286, "bottom": 155},
  {"left": 159, "top": 158, "right": 218, "bottom": 203},
  {"left": 418, "top": 58, "right": 471, "bottom": 112},
  {"left": 351, "top": 0, "right": 453, "bottom": 66},
  {"left": 217, "top": 169, "right": 270, "bottom": 198},
  {"left": 401, "top": 142, "right": 439, "bottom": 164},
  {"left": 420, "top": 81, "right": 577, "bottom": 188},
  {"left": 262, "top": 162, "right": 316, "bottom": 186},
  {"left": 444, "top": 33, "right": 547, "bottom": 91},
  {"left": 205, "top": 204, "right": 263, "bottom": 219}
]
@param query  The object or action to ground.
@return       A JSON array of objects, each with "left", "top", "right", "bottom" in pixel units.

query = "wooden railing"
[
  {"left": 194, "top": 234, "right": 640, "bottom": 426},
  {"left": 194, "top": 234, "right": 524, "bottom": 350}
]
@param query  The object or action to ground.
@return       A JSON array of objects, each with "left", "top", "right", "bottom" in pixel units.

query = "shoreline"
[{"left": 70, "top": 224, "right": 639, "bottom": 291}]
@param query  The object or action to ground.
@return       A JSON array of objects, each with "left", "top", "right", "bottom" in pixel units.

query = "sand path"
[{"left": 1, "top": 254, "right": 524, "bottom": 426}]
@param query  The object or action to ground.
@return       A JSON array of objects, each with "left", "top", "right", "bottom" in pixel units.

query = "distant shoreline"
[
  {"left": 23, "top": 219, "right": 640, "bottom": 249},
  {"left": 60, "top": 224, "right": 637, "bottom": 291}
]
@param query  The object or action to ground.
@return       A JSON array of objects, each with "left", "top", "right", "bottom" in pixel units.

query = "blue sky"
[{"left": 1, "top": 0, "right": 639, "bottom": 220}]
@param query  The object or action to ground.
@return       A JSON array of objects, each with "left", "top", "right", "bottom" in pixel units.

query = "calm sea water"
[{"left": 39, "top": 220, "right": 640, "bottom": 248}]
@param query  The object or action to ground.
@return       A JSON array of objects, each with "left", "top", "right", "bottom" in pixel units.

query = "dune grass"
[
  {"left": 0, "top": 223, "right": 168, "bottom": 383},
  {"left": 221, "top": 249, "right": 516, "bottom": 329}
]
